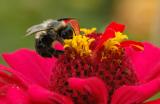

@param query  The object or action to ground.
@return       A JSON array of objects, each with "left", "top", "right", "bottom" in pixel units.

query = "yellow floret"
[
  {"left": 80, "top": 28, "right": 96, "bottom": 35},
  {"left": 104, "top": 32, "right": 128, "bottom": 50},
  {"left": 64, "top": 28, "right": 95, "bottom": 56}
]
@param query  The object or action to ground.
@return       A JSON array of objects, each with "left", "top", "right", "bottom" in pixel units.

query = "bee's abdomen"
[
  {"left": 35, "top": 34, "right": 54, "bottom": 57},
  {"left": 35, "top": 39, "right": 52, "bottom": 57}
]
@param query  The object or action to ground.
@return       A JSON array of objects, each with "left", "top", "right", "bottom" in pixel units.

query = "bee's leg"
[
  {"left": 50, "top": 48, "right": 64, "bottom": 58},
  {"left": 55, "top": 50, "right": 64, "bottom": 57},
  {"left": 56, "top": 37, "right": 64, "bottom": 45}
]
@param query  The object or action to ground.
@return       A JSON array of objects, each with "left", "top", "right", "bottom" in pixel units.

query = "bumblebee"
[{"left": 26, "top": 18, "right": 80, "bottom": 57}]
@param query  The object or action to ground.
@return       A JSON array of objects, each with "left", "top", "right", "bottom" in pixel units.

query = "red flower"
[{"left": 0, "top": 22, "right": 160, "bottom": 104}]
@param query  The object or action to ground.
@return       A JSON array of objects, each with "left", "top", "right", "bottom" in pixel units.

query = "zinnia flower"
[{"left": 0, "top": 22, "right": 160, "bottom": 104}]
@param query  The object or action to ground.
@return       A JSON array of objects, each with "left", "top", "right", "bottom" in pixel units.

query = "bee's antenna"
[{"left": 57, "top": 17, "right": 76, "bottom": 21}]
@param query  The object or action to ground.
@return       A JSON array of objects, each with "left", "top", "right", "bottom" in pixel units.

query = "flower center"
[
  {"left": 49, "top": 27, "right": 140, "bottom": 104},
  {"left": 50, "top": 46, "right": 138, "bottom": 104}
]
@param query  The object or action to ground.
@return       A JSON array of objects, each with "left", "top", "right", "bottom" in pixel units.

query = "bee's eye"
[
  {"left": 58, "top": 24, "right": 74, "bottom": 39},
  {"left": 61, "top": 31, "right": 66, "bottom": 37}
]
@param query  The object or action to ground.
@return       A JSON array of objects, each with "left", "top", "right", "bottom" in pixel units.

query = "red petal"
[
  {"left": 105, "top": 21, "right": 125, "bottom": 33},
  {"left": 95, "top": 22, "right": 125, "bottom": 51},
  {"left": 68, "top": 77, "right": 108, "bottom": 104},
  {"left": 28, "top": 84, "right": 73, "bottom": 104},
  {"left": 95, "top": 28, "right": 115, "bottom": 50},
  {"left": 125, "top": 42, "right": 160, "bottom": 82},
  {"left": 54, "top": 42, "right": 64, "bottom": 50},
  {"left": 2, "top": 48, "right": 56, "bottom": 88},
  {"left": 6, "top": 86, "right": 29, "bottom": 104},
  {"left": 146, "top": 63, "right": 160, "bottom": 82},
  {"left": 0, "top": 64, "right": 28, "bottom": 88},
  {"left": 111, "top": 79, "right": 160, "bottom": 104},
  {"left": 144, "top": 99, "right": 160, "bottom": 104},
  {"left": 120, "top": 40, "right": 144, "bottom": 51}
]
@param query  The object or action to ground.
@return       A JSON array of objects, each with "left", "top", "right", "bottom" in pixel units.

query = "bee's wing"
[
  {"left": 26, "top": 19, "right": 56, "bottom": 36},
  {"left": 26, "top": 23, "right": 48, "bottom": 36}
]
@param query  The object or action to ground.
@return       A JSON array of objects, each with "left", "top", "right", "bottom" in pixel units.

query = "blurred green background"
[
  {"left": 0, "top": 0, "right": 114, "bottom": 64},
  {"left": 0, "top": 0, "right": 159, "bottom": 64},
  {"left": 0, "top": 0, "right": 160, "bottom": 101}
]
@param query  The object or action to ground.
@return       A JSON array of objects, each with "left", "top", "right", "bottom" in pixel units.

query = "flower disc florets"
[{"left": 50, "top": 22, "right": 144, "bottom": 104}]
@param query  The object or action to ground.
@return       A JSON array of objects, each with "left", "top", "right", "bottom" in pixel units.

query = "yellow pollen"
[
  {"left": 64, "top": 28, "right": 95, "bottom": 56},
  {"left": 80, "top": 28, "right": 96, "bottom": 35},
  {"left": 104, "top": 32, "right": 128, "bottom": 50}
]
